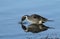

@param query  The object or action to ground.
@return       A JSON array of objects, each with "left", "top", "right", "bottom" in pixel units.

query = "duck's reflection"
[{"left": 20, "top": 23, "right": 54, "bottom": 33}]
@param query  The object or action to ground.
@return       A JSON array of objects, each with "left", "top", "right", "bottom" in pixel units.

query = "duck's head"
[{"left": 21, "top": 15, "right": 29, "bottom": 21}]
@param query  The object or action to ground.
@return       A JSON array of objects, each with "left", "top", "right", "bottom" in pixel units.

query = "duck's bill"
[{"left": 18, "top": 21, "right": 28, "bottom": 24}]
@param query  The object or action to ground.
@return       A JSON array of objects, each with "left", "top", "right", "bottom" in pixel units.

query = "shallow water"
[{"left": 0, "top": 0, "right": 60, "bottom": 39}]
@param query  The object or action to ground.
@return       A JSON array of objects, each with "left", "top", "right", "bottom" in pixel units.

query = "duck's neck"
[{"left": 25, "top": 16, "right": 29, "bottom": 20}]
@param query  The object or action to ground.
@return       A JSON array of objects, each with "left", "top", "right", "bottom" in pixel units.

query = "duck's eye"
[{"left": 33, "top": 16, "right": 37, "bottom": 18}]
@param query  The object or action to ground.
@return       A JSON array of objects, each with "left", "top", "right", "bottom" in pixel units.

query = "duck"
[{"left": 21, "top": 14, "right": 53, "bottom": 24}]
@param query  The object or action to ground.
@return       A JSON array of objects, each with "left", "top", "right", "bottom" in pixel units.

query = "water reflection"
[{"left": 20, "top": 23, "right": 54, "bottom": 33}]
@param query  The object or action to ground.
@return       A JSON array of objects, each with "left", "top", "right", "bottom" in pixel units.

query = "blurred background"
[{"left": 0, "top": 0, "right": 60, "bottom": 39}]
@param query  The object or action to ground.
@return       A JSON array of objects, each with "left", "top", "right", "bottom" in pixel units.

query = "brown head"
[{"left": 21, "top": 15, "right": 29, "bottom": 22}]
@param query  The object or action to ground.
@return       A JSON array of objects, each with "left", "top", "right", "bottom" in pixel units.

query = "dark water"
[{"left": 0, "top": 0, "right": 60, "bottom": 39}]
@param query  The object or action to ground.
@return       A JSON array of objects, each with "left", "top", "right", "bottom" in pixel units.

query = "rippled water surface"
[{"left": 0, "top": 0, "right": 60, "bottom": 39}]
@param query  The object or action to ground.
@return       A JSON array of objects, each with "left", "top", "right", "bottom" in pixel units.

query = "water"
[{"left": 0, "top": 0, "right": 60, "bottom": 39}]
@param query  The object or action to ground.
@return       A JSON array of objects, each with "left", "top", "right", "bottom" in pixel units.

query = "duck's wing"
[
  {"left": 31, "top": 14, "right": 41, "bottom": 18},
  {"left": 31, "top": 14, "right": 48, "bottom": 21}
]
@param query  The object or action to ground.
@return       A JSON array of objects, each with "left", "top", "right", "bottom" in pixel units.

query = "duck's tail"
[
  {"left": 47, "top": 20, "right": 54, "bottom": 22},
  {"left": 48, "top": 27, "right": 55, "bottom": 29}
]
